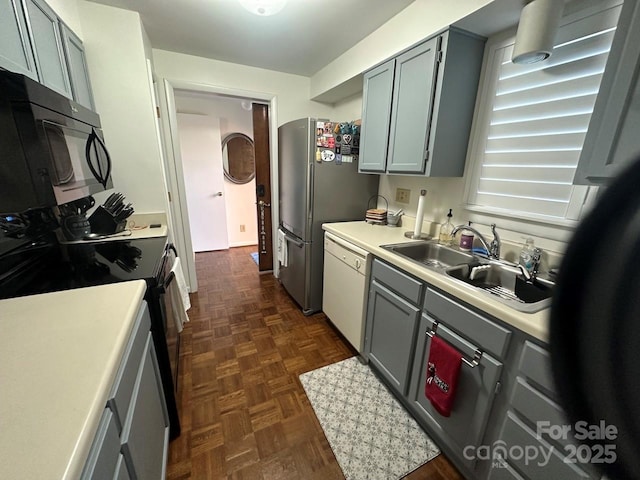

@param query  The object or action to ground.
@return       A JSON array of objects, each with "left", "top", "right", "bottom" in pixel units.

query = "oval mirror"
[{"left": 222, "top": 133, "right": 255, "bottom": 184}]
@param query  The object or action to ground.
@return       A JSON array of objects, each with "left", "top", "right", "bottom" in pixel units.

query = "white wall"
[
  {"left": 152, "top": 49, "right": 335, "bottom": 126},
  {"left": 310, "top": 0, "right": 493, "bottom": 99},
  {"left": 47, "top": 0, "right": 83, "bottom": 37},
  {"left": 175, "top": 92, "right": 259, "bottom": 248},
  {"left": 78, "top": 2, "right": 169, "bottom": 214}
]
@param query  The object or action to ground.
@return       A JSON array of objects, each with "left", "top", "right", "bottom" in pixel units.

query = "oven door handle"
[
  {"left": 166, "top": 243, "right": 178, "bottom": 257},
  {"left": 155, "top": 271, "right": 176, "bottom": 295}
]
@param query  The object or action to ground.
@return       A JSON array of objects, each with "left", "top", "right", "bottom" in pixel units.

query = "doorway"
[{"left": 158, "top": 80, "right": 278, "bottom": 292}]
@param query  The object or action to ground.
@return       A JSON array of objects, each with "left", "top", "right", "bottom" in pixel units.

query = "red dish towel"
[{"left": 425, "top": 336, "right": 463, "bottom": 417}]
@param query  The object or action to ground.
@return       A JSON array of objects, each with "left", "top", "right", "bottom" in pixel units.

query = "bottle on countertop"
[
  {"left": 519, "top": 237, "right": 536, "bottom": 274},
  {"left": 439, "top": 209, "right": 454, "bottom": 246}
]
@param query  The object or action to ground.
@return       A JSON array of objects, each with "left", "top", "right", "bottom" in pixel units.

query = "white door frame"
[{"left": 157, "top": 78, "right": 280, "bottom": 292}]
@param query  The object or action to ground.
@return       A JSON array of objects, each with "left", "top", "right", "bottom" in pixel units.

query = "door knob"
[
  {"left": 214, "top": 192, "right": 223, "bottom": 197},
  {"left": 257, "top": 200, "right": 271, "bottom": 207}
]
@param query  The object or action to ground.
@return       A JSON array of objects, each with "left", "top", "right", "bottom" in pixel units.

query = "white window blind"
[{"left": 465, "top": 2, "right": 621, "bottom": 224}]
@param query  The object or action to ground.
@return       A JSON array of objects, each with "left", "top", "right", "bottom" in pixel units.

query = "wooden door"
[{"left": 252, "top": 103, "right": 273, "bottom": 272}]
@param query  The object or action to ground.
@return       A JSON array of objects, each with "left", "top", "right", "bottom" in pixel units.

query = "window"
[{"left": 464, "top": 1, "right": 622, "bottom": 227}]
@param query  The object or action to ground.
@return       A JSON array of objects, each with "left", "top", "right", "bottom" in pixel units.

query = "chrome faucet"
[{"left": 451, "top": 223, "right": 501, "bottom": 260}]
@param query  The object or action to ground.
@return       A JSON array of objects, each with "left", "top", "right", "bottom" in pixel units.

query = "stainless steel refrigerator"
[{"left": 278, "top": 118, "right": 378, "bottom": 315}]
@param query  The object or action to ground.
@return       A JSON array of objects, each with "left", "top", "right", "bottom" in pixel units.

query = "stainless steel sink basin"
[
  {"left": 382, "top": 241, "right": 476, "bottom": 271},
  {"left": 445, "top": 262, "right": 554, "bottom": 313}
]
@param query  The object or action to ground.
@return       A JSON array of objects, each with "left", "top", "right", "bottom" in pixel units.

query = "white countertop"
[
  {"left": 0, "top": 281, "right": 147, "bottom": 480},
  {"left": 323, "top": 221, "right": 549, "bottom": 342}
]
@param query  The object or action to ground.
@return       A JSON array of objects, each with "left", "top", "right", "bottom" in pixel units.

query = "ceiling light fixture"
[
  {"left": 239, "top": 0, "right": 287, "bottom": 16},
  {"left": 512, "top": 0, "right": 564, "bottom": 64}
]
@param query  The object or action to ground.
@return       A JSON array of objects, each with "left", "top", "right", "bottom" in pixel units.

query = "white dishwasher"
[{"left": 322, "top": 232, "right": 370, "bottom": 353}]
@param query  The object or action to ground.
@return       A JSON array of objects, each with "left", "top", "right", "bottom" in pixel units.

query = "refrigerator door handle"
[{"left": 283, "top": 232, "right": 304, "bottom": 248}]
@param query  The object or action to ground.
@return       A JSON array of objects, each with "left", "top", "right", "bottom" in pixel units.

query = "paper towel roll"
[{"left": 413, "top": 190, "right": 427, "bottom": 238}]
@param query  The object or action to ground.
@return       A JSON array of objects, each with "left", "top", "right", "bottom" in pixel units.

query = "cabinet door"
[
  {"left": 121, "top": 333, "right": 169, "bottom": 480},
  {"left": 409, "top": 314, "right": 502, "bottom": 471},
  {"left": 573, "top": 1, "right": 637, "bottom": 184},
  {"left": 358, "top": 59, "right": 395, "bottom": 173},
  {"left": 23, "top": 0, "right": 71, "bottom": 97},
  {"left": 365, "top": 280, "right": 420, "bottom": 395},
  {"left": 0, "top": 0, "right": 38, "bottom": 79},
  {"left": 387, "top": 38, "right": 439, "bottom": 174},
  {"left": 80, "top": 408, "right": 121, "bottom": 480},
  {"left": 60, "top": 22, "right": 94, "bottom": 109}
]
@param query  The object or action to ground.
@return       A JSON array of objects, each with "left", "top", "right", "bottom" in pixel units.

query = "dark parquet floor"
[{"left": 166, "top": 246, "right": 463, "bottom": 480}]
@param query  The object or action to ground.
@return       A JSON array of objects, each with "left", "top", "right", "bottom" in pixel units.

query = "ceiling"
[{"left": 86, "top": 0, "right": 415, "bottom": 76}]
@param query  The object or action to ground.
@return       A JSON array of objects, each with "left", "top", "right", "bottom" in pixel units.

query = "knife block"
[{"left": 88, "top": 206, "right": 127, "bottom": 235}]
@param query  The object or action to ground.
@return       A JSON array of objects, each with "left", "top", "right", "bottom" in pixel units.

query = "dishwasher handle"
[{"left": 325, "top": 232, "right": 369, "bottom": 258}]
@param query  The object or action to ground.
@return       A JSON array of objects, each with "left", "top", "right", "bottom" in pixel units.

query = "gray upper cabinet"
[
  {"left": 573, "top": 0, "right": 640, "bottom": 184},
  {"left": 387, "top": 38, "right": 438, "bottom": 174},
  {"left": 358, "top": 28, "right": 485, "bottom": 176},
  {"left": 60, "top": 22, "right": 94, "bottom": 109},
  {"left": 23, "top": 0, "right": 72, "bottom": 98},
  {"left": 358, "top": 59, "right": 395, "bottom": 173},
  {"left": 0, "top": 0, "right": 38, "bottom": 80}
]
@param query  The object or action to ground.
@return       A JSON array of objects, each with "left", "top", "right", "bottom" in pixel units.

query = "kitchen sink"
[
  {"left": 445, "top": 262, "right": 554, "bottom": 313},
  {"left": 382, "top": 241, "right": 476, "bottom": 271}
]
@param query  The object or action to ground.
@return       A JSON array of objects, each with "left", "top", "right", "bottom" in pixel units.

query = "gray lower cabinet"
[
  {"left": 60, "top": 22, "right": 94, "bottom": 109},
  {"left": 409, "top": 313, "right": 503, "bottom": 472},
  {"left": 358, "top": 27, "right": 485, "bottom": 176},
  {"left": 81, "top": 408, "right": 122, "bottom": 479},
  {"left": 573, "top": 0, "right": 640, "bottom": 184},
  {"left": 486, "top": 341, "right": 596, "bottom": 480},
  {"left": 365, "top": 279, "right": 421, "bottom": 395},
  {"left": 362, "top": 257, "right": 609, "bottom": 479},
  {"left": 23, "top": 0, "right": 72, "bottom": 97},
  {"left": 121, "top": 334, "right": 169, "bottom": 479},
  {"left": 81, "top": 301, "right": 169, "bottom": 479},
  {"left": 0, "top": 0, "right": 38, "bottom": 79}
]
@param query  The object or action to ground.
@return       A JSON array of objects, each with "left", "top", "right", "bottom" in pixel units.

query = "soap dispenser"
[
  {"left": 439, "top": 209, "right": 454, "bottom": 246},
  {"left": 519, "top": 237, "right": 536, "bottom": 274}
]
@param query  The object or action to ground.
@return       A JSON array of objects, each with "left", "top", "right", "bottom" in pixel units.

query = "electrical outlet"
[
  {"left": 396, "top": 188, "right": 411, "bottom": 204},
  {"left": 240, "top": 224, "right": 246, "bottom": 232}
]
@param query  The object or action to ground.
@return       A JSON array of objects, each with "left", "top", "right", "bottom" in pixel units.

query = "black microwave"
[{"left": 0, "top": 71, "right": 113, "bottom": 214}]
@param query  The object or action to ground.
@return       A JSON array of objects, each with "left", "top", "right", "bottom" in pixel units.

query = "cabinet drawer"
[
  {"left": 371, "top": 259, "right": 423, "bottom": 304},
  {"left": 518, "top": 341, "right": 555, "bottom": 395},
  {"left": 424, "top": 288, "right": 511, "bottom": 358},
  {"left": 108, "top": 301, "right": 151, "bottom": 432},
  {"left": 81, "top": 408, "right": 120, "bottom": 479},
  {"left": 500, "top": 412, "right": 590, "bottom": 480},
  {"left": 511, "top": 377, "right": 570, "bottom": 447}
]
